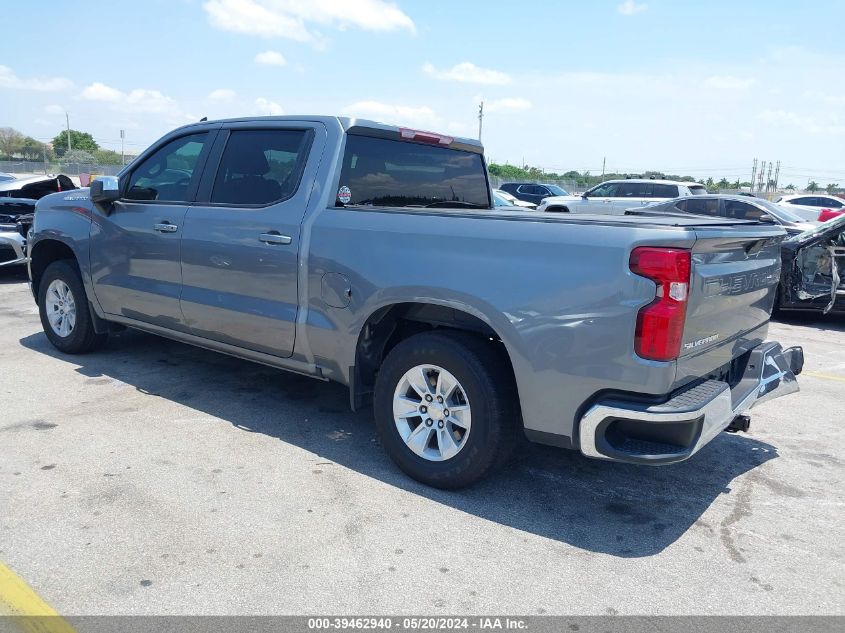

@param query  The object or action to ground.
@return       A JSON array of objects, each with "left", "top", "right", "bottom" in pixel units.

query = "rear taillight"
[
  {"left": 818, "top": 208, "right": 844, "bottom": 222},
  {"left": 629, "top": 247, "right": 691, "bottom": 362}
]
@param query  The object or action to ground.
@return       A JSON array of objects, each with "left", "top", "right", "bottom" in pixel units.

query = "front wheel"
[
  {"left": 373, "top": 331, "right": 519, "bottom": 489},
  {"left": 38, "top": 260, "right": 107, "bottom": 354}
]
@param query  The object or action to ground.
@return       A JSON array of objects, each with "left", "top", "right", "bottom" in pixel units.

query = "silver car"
[
  {"left": 538, "top": 178, "right": 707, "bottom": 214},
  {"left": 626, "top": 194, "right": 817, "bottom": 235}
]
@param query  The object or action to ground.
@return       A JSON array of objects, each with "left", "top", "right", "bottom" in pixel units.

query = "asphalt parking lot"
[{"left": 1, "top": 265, "right": 843, "bottom": 616}]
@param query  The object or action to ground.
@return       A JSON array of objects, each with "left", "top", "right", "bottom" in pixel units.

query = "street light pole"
[
  {"left": 65, "top": 111, "right": 71, "bottom": 153},
  {"left": 477, "top": 101, "right": 484, "bottom": 141}
]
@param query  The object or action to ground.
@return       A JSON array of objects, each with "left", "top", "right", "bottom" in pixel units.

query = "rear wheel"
[
  {"left": 38, "top": 260, "right": 107, "bottom": 354},
  {"left": 373, "top": 330, "right": 519, "bottom": 489}
]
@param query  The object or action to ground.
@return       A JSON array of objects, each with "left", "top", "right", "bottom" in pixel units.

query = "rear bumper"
[
  {"left": 578, "top": 341, "right": 803, "bottom": 464},
  {"left": 0, "top": 230, "right": 27, "bottom": 267}
]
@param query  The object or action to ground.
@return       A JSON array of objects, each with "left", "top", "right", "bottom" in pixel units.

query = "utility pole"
[
  {"left": 65, "top": 111, "right": 71, "bottom": 153},
  {"left": 758, "top": 160, "right": 766, "bottom": 193},
  {"left": 601, "top": 156, "right": 606, "bottom": 179},
  {"left": 477, "top": 101, "right": 484, "bottom": 141},
  {"left": 750, "top": 158, "right": 757, "bottom": 193},
  {"left": 120, "top": 129, "right": 125, "bottom": 165},
  {"left": 766, "top": 162, "right": 773, "bottom": 194},
  {"left": 773, "top": 160, "right": 781, "bottom": 192}
]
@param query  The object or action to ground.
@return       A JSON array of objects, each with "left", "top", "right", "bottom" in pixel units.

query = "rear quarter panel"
[{"left": 303, "top": 209, "right": 699, "bottom": 443}]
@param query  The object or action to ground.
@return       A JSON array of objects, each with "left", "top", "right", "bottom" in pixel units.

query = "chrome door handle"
[
  {"left": 259, "top": 232, "right": 292, "bottom": 245},
  {"left": 154, "top": 223, "right": 178, "bottom": 233}
]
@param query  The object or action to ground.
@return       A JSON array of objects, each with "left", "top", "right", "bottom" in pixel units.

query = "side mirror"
[
  {"left": 582, "top": 192, "right": 589, "bottom": 199},
  {"left": 90, "top": 176, "right": 120, "bottom": 211},
  {"left": 757, "top": 213, "right": 777, "bottom": 224}
]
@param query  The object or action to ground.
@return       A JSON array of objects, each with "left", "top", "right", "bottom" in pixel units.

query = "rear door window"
[
  {"left": 724, "top": 200, "right": 767, "bottom": 221},
  {"left": 676, "top": 198, "right": 720, "bottom": 216},
  {"left": 652, "top": 184, "right": 679, "bottom": 198},
  {"left": 337, "top": 135, "right": 490, "bottom": 207},
  {"left": 210, "top": 129, "right": 313, "bottom": 206},
  {"left": 688, "top": 185, "right": 707, "bottom": 195}
]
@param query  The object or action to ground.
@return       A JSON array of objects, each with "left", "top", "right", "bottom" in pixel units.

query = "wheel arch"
[
  {"left": 29, "top": 238, "right": 79, "bottom": 299},
  {"left": 350, "top": 300, "right": 521, "bottom": 413}
]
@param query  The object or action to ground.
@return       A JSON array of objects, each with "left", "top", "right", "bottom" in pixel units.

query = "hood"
[{"left": 540, "top": 195, "right": 583, "bottom": 204}]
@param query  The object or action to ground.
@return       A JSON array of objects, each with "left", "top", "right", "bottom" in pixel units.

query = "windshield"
[
  {"left": 492, "top": 192, "right": 511, "bottom": 207},
  {"left": 787, "top": 214, "right": 845, "bottom": 242},
  {"left": 756, "top": 199, "right": 807, "bottom": 224},
  {"left": 546, "top": 185, "right": 569, "bottom": 196},
  {"left": 336, "top": 134, "right": 490, "bottom": 208}
]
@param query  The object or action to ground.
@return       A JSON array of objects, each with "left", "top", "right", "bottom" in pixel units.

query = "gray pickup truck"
[{"left": 28, "top": 116, "right": 803, "bottom": 488}]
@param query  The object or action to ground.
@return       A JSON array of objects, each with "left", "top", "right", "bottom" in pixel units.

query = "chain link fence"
[{"left": 0, "top": 160, "right": 124, "bottom": 177}]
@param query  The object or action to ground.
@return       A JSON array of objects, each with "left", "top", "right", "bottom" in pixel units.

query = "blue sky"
[{"left": 2, "top": 0, "right": 844, "bottom": 185}]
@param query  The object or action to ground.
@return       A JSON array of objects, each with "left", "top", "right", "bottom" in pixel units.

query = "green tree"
[
  {"left": 807, "top": 181, "right": 820, "bottom": 193},
  {"left": 785, "top": 184, "right": 796, "bottom": 191},
  {"left": 19, "top": 136, "right": 51, "bottom": 161},
  {"left": 62, "top": 149, "right": 96, "bottom": 164},
  {"left": 0, "top": 127, "right": 25, "bottom": 159},
  {"left": 705, "top": 177, "right": 716, "bottom": 192},
  {"left": 50, "top": 129, "right": 98, "bottom": 156},
  {"left": 717, "top": 177, "right": 730, "bottom": 189},
  {"left": 826, "top": 183, "right": 840, "bottom": 194},
  {"left": 93, "top": 148, "right": 124, "bottom": 165}
]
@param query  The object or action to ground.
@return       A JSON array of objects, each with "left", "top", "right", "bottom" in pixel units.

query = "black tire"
[
  {"left": 38, "top": 260, "right": 107, "bottom": 354},
  {"left": 373, "top": 330, "right": 520, "bottom": 489}
]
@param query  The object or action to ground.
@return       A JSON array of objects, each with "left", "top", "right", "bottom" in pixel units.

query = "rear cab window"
[{"left": 335, "top": 134, "right": 490, "bottom": 208}]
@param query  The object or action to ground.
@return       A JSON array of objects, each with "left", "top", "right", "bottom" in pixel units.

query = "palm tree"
[
  {"left": 785, "top": 184, "right": 796, "bottom": 191},
  {"left": 826, "top": 183, "right": 840, "bottom": 194},
  {"left": 807, "top": 181, "right": 820, "bottom": 193}
]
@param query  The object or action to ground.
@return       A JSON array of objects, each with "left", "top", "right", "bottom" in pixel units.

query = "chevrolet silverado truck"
[{"left": 28, "top": 116, "right": 803, "bottom": 488}]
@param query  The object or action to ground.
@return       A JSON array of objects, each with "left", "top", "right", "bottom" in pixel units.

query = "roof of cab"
[{"left": 168, "top": 115, "right": 485, "bottom": 153}]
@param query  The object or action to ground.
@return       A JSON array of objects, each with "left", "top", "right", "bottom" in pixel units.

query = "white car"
[
  {"left": 775, "top": 194, "right": 845, "bottom": 221},
  {"left": 493, "top": 189, "right": 536, "bottom": 209},
  {"left": 537, "top": 179, "right": 707, "bottom": 215}
]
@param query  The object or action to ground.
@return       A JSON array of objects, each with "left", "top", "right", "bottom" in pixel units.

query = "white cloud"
[
  {"left": 484, "top": 97, "right": 532, "bottom": 113},
  {"left": 422, "top": 62, "right": 510, "bottom": 85},
  {"left": 705, "top": 75, "right": 755, "bottom": 90},
  {"left": 343, "top": 100, "right": 439, "bottom": 128},
  {"left": 759, "top": 109, "right": 845, "bottom": 136},
  {"left": 44, "top": 104, "right": 65, "bottom": 115},
  {"left": 617, "top": 0, "right": 647, "bottom": 15},
  {"left": 79, "top": 82, "right": 192, "bottom": 122},
  {"left": 0, "top": 65, "right": 72, "bottom": 92},
  {"left": 203, "top": 0, "right": 414, "bottom": 45},
  {"left": 254, "top": 50, "right": 287, "bottom": 66},
  {"left": 208, "top": 88, "right": 237, "bottom": 102},
  {"left": 255, "top": 97, "right": 284, "bottom": 115}
]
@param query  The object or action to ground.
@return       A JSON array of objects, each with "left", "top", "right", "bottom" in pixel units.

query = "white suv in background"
[{"left": 537, "top": 179, "right": 707, "bottom": 214}]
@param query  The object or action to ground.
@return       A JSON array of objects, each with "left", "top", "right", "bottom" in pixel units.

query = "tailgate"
[{"left": 676, "top": 225, "right": 785, "bottom": 381}]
